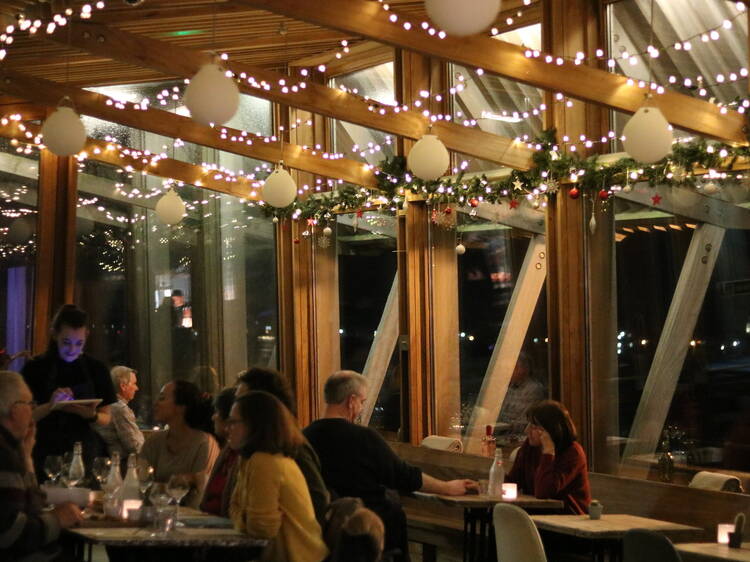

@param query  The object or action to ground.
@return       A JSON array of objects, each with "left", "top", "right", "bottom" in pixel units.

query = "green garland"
[{"left": 263, "top": 128, "right": 750, "bottom": 222}]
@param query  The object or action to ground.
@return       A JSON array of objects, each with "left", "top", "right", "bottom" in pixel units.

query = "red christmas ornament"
[
  {"left": 444, "top": 207, "right": 452, "bottom": 215},
  {"left": 598, "top": 189, "right": 610, "bottom": 200},
  {"left": 293, "top": 238, "right": 301, "bottom": 244},
  {"left": 568, "top": 187, "right": 580, "bottom": 199},
  {"left": 468, "top": 198, "right": 479, "bottom": 208},
  {"left": 509, "top": 199, "right": 520, "bottom": 209}
]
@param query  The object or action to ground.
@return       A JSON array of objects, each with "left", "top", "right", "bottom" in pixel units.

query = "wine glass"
[
  {"left": 166, "top": 475, "right": 190, "bottom": 519},
  {"left": 137, "top": 462, "right": 154, "bottom": 498},
  {"left": 92, "top": 457, "right": 110, "bottom": 488},
  {"left": 44, "top": 455, "right": 63, "bottom": 485}
]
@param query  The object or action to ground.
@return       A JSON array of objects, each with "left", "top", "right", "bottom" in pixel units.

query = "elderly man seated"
[
  {"left": 304, "top": 371, "right": 477, "bottom": 562},
  {"left": 0, "top": 371, "right": 82, "bottom": 561},
  {"left": 95, "top": 365, "right": 144, "bottom": 458}
]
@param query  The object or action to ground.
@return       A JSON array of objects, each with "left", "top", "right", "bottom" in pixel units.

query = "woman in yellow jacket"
[{"left": 228, "top": 391, "right": 328, "bottom": 562}]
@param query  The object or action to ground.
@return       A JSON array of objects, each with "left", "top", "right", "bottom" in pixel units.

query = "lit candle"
[
  {"left": 502, "top": 483, "right": 518, "bottom": 500},
  {"left": 122, "top": 499, "right": 143, "bottom": 520},
  {"left": 717, "top": 523, "right": 734, "bottom": 544}
]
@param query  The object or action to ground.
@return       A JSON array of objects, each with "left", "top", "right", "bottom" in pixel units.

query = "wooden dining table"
[
  {"left": 530, "top": 514, "right": 704, "bottom": 562},
  {"left": 66, "top": 507, "right": 267, "bottom": 562},
  {"left": 676, "top": 542, "right": 750, "bottom": 562},
  {"left": 413, "top": 491, "right": 564, "bottom": 562}
]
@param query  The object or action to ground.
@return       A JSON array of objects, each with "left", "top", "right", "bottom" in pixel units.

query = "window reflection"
[{"left": 0, "top": 137, "right": 38, "bottom": 368}]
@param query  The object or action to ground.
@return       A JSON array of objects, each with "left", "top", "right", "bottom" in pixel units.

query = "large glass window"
[
  {"left": 608, "top": 192, "right": 750, "bottom": 484},
  {"left": 438, "top": 208, "right": 548, "bottom": 445},
  {"left": 607, "top": 0, "right": 747, "bottom": 143},
  {"left": 73, "top": 85, "right": 278, "bottom": 423},
  {"left": 336, "top": 211, "right": 400, "bottom": 435},
  {"left": 330, "top": 62, "right": 396, "bottom": 165},
  {"left": 452, "top": 23, "right": 544, "bottom": 173},
  {"left": 0, "top": 137, "right": 38, "bottom": 367}
]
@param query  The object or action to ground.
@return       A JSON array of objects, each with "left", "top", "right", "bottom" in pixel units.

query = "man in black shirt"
[{"left": 304, "top": 371, "right": 476, "bottom": 561}]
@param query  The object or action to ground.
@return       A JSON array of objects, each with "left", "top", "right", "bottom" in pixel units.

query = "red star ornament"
[
  {"left": 651, "top": 194, "right": 662, "bottom": 205},
  {"left": 509, "top": 199, "right": 519, "bottom": 209}
]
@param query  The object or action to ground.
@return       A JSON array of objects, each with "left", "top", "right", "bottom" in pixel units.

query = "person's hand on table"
[
  {"left": 443, "top": 479, "right": 479, "bottom": 496},
  {"left": 54, "top": 502, "right": 84, "bottom": 528}
]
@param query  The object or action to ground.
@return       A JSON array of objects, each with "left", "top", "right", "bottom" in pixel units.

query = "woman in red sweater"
[{"left": 505, "top": 400, "right": 591, "bottom": 514}]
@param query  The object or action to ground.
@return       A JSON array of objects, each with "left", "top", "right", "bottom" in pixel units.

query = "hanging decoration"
[
  {"left": 261, "top": 125, "right": 750, "bottom": 225},
  {"left": 155, "top": 188, "right": 186, "bottom": 225},
  {"left": 184, "top": 61, "right": 240, "bottom": 126},
  {"left": 424, "top": 0, "right": 502, "bottom": 37},
  {"left": 262, "top": 163, "right": 298, "bottom": 208},
  {"left": 622, "top": 105, "right": 674, "bottom": 163},
  {"left": 40, "top": 100, "right": 87, "bottom": 157},
  {"left": 455, "top": 242, "right": 466, "bottom": 255},
  {"left": 407, "top": 134, "right": 450, "bottom": 181}
]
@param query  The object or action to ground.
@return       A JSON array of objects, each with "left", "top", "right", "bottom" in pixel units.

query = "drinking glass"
[
  {"left": 92, "top": 457, "right": 110, "bottom": 488},
  {"left": 44, "top": 455, "right": 63, "bottom": 485},
  {"left": 137, "top": 462, "right": 154, "bottom": 498},
  {"left": 166, "top": 475, "right": 190, "bottom": 519},
  {"left": 149, "top": 483, "right": 174, "bottom": 536}
]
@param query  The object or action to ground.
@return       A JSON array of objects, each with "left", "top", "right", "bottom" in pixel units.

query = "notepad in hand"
[
  {"left": 180, "top": 516, "right": 234, "bottom": 529},
  {"left": 52, "top": 399, "right": 102, "bottom": 410}
]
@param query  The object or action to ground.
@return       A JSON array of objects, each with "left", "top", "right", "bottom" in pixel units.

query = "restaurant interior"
[{"left": 1, "top": 0, "right": 750, "bottom": 561}]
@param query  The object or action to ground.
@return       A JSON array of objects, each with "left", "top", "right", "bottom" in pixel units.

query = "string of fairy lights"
[{"left": 0, "top": 0, "right": 746, "bottom": 261}]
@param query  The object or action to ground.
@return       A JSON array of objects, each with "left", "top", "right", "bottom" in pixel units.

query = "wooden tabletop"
[
  {"left": 413, "top": 491, "right": 564, "bottom": 510},
  {"left": 676, "top": 543, "right": 750, "bottom": 562},
  {"left": 69, "top": 526, "right": 267, "bottom": 548},
  {"left": 530, "top": 514, "right": 703, "bottom": 540}
]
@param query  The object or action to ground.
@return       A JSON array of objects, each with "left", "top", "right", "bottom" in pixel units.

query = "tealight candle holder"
[
  {"left": 502, "top": 483, "right": 518, "bottom": 500},
  {"left": 122, "top": 499, "right": 143, "bottom": 520},
  {"left": 717, "top": 523, "right": 734, "bottom": 544}
]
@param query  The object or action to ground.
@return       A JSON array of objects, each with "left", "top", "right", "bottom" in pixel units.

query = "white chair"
[
  {"left": 688, "top": 471, "right": 743, "bottom": 493},
  {"left": 493, "top": 503, "right": 547, "bottom": 562}
]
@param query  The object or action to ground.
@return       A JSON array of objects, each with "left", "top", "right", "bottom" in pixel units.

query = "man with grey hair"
[
  {"left": 95, "top": 366, "right": 144, "bottom": 458},
  {"left": 0, "top": 371, "right": 82, "bottom": 561},
  {"left": 305, "top": 370, "right": 477, "bottom": 561}
]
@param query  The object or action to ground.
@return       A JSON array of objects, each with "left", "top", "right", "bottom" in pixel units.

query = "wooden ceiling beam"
[
  {"left": 43, "top": 20, "right": 534, "bottom": 170},
  {"left": 0, "top": 68, "right": 376, "bottom": 187},
  {"left": 0, "top": 118, "right": 260, "bottom": 199},
  {"left": 236, "top": 0, "right": 747, "bottom": 144},
  {"left": 289, "top": 40, "right": 394, "bottom": 77}
]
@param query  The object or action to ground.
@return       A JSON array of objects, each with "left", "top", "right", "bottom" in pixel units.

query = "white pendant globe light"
[
  {"left": 41, "top": 102, "right": 87, "bottom": 157},
  {"left": 184, "top": 62, "right": 240, "bottom": 126},
  {"left": 425, "top": 0, "right": 501, "bottom": 37},
  {"left": 622, "top": 106, "right": 673, "bottom": 164},
  {"left": 155, "top": 188, "right": 186, "bottom": 225},
  {"left": 262, "top": 163, "right": 298, "bottom": 208},
  {"left": 407, "top": 134, "right": 450, "bottom": 181}
]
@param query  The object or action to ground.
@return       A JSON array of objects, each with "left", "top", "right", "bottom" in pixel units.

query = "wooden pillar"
[
  {"left": 543, "top": 0, "right": 607, "bottom": 456},
  {"left": 402, "top": 200, "right": 434, "bottom": 444},
  {"left": 395, "top": 49, "right": 448, "bottom": 443},
  {"left": 32, "top": 147, "right": 77, "bottom": 354},
  {"left": 289, "top": 98, "right": 340, "bottom": 411}
]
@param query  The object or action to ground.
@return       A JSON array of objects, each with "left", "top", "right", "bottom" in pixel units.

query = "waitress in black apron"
[{"left": 22, "top": 304, "right": 117, "bottom": 482}]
